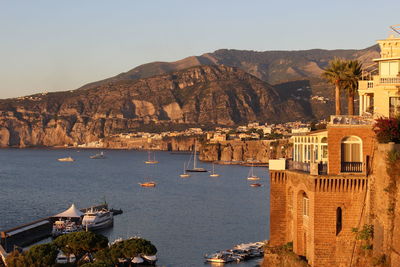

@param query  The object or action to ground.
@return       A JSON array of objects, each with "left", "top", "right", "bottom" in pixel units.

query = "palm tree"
[
  {"left": 322, "top": 58, "right": 348, "bottom": 115},
  {"left": 343, "top": 60, "right": 363, "bottom": 115}
]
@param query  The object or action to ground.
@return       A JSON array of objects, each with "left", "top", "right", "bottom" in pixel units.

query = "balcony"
[
  {"left": 380, "top": 77, "right": 400, "bottom": 84},
  {"left": 341, "top": 162, "right": 363, "bottom": 173},
  {"left": 287, "top": 160, "right": 327, "bottom": 175},
  {"left": 330, "top": 115, "right": 374, "bottom": 126}
]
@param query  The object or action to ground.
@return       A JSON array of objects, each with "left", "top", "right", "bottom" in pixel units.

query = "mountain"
[
  {"left": 0, "top": 65, "right": 310, "bottom": 147},
  {"left": 77, "top": 44, "right": 380, "bottom": 119}
]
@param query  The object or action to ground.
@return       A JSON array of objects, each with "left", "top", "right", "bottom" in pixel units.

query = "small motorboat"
[
  {"left": 250, "top": 183, "right": 263, "bottom": 187},
  {"left": 90, "top": 151, "right": 105, "bottom": 159},
  {"left": 131, "top": 256, "right": 144, "bottom": 264},
  {"left": 139, "top": 182, "right": 157, "bottom": 187},
  {"left": 58, "top": 157, "right": 74, "bottom": 162}
]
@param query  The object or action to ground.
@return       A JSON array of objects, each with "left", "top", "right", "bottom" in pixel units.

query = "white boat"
[
  {"left": 209, "top": 163, "right": 220, "bottom": 177},
  {"left": 180, "top": 162, "right": 191, "bottom": 178},
  {"left": 247, "top": 163, "right": 260, "bottom": 180},
  {"left": 52, "top": 219, "right": 82, "bottom": 237},
  {"left": 205, "top": 252, "right": 234, "bottom": 263},
  {"left": 142, "top": 254, "right": 157, "bottom": 264},
  {"left": 186, "top": 142, "right": 207, "bottom": 172},
  {"left": 56, "top": 251, "right": 76, "bottom": 264},
  {"left": 131, "top": 256, "right": 144, "bottom": 264},
  {"left": 145, "top": 151, "right": 158, "bottom": 164},
  {"left": 58, "top": 157, "right": 74, "bottom": 162},
  {"left": 82, "top": 208, "right": 113, "bottom": 230},
  {"left": 90, "top": 151, "right": 105, "bottom": 159}
]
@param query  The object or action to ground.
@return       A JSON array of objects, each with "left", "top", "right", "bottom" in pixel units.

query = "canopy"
[{"left": 53, "top": 204, "right": 84, "bottom": 218}]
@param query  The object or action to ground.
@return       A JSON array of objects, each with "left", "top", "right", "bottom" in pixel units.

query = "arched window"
[{"left": 336, "top": 207, "right": 342, "bottom": 235}]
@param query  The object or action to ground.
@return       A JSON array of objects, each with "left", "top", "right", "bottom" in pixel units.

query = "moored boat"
[
  {"left": 139, "top": 181, "right": 157, "bottom": 187},
  {"left": 180, "top": 162, "right": 191, "bottom": 178},
  {"left": 90, "top": 151, "right": 105, "bottom": 159},
  {"left": 82, "top": 208, "right": 114, "bottom": 231},
  {"left": 250, "top": 183, "right": 263, "bottom": 187},
  {"left": 246, "top": 163, "right": 260, "bottom": 180},
  {"left": 58, "top": 157, "right": 74, "bottom": 162},
  {"left": 209, "top": 163, "right": 220, "bottom": 177},
  {"left": 186, "top": 142, "right": 208, "bottom": 172},
  {"left": 145, "top": 151, "right": 158, "bottom": 164}
]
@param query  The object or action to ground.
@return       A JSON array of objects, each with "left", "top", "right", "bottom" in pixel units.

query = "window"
[
  {"left": 390, "top": 97, "right": 400, "bottom": 118},
  {"left": 341, "top": 136, "right": 362, "bottom": 162},
  {"left": 336, "top": 207, "right": 342, "bottom": 235},
  {"left": 303, "top": 193, "right": 309, "bottom": 217}
]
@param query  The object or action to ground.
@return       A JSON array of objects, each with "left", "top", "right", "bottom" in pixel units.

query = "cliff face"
[
  {"left": 0, "top": 65, "right": 308, "bottom": 147},
  {"left": 79, "top": 45, "right": 380, "bottom": 118},
  {"left": 199, "top": 140, "right": 291, "bottom": 163}
]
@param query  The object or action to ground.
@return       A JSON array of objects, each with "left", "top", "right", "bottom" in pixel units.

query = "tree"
[
  {"left": 343, "top": 60, "right": 363, "bottom": 115},
  {"left": 322, "top": 58, "right": 348, "bottom": 115},
  {"left": 53, "top": 231, "right": 108, "bottom": 262},
  {"left": 6, "top": 244, "right": 58, "bottom": 267}
]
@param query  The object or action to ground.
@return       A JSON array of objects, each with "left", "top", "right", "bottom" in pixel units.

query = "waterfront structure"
[{"left": 269, "top": 31, "right": 400, "bottom": 267}]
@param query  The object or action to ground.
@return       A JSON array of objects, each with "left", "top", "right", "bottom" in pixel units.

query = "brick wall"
[
  {"left": 327, "top": 125, "right": 375, "bottom": 175},
  {"left": 269, "top": 171, "right": 288, "bottom": 246}
]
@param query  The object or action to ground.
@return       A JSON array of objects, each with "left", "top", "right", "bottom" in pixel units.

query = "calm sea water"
[{"left": 0, "top": 149, "right": 270, "bottom": 267}]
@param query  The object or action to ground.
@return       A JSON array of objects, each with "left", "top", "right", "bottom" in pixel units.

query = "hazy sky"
[{"left": 1, "top": 0, "right": 399, "bottom": 99}]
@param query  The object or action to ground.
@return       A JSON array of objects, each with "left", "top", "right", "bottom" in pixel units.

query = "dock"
[{"left": 0, "top": 203, "right": 122, "bottom": 254}]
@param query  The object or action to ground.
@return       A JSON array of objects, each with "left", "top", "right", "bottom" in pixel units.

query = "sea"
[{"left": 0, "top": 149, "right": 270, "bottom": 267}]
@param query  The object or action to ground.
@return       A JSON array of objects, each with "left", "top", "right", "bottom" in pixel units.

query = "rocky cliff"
[
  {"left": 79, "top": 45, "right": 380, "bottom": 118},
  {"left": 0, "top": 65, "right": 308, "bottom": 147}
]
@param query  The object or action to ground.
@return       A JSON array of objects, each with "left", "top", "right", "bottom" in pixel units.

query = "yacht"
[
  {"left": 82, "top": 208, "right": 113, "bottom": 230},
  {"left": 186, "top": 142, "right": 207, "bottom": 172},
  {"left": 90, "top": 151, "right": 105, "bottom": 159},
  {"left": 58, "top": 157, "right": 74, "bottom": 162}
]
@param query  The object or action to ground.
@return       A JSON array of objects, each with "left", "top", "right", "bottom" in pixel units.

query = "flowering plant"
[{"left": 373, "top": 117, "right": 400, "bottom": 143}]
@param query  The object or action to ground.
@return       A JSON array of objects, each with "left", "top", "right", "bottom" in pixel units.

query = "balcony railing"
[
  {"left": 341, "top": 162, "right": 363, "bottom": 173},
  {"left": 330, "top": 115, "right": 374, "bottom": 126},
  {"left": 380, "top": 77, "right": 400, "bottom": 84},
  {"left": 287, "top": 160, "right": 327, "bottom": 175}
]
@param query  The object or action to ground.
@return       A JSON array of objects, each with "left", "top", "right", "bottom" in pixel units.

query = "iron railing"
[{"left": 341, "top": 162, "right": 363, "bottom": 173}]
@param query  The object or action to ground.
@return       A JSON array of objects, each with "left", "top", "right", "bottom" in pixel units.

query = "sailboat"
[
  {"left": 247, "top": 163, "right": 261, "bottom": 180},
  {"left": 180, "top": 162, "right": 191, "bottom": 178},
  {"left": 209, "top": 162, "right": 220, "bottom": 177},
  {"left": 144, "top": 151, "right": 158, "bottom": 164},
  {"left": 186, "top": 142, "right": 207, "bottom": 172}
]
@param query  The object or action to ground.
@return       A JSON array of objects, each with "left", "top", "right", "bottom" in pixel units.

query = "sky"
[{"left": 0, "top": 0, "right": 399, "bottom": 99}]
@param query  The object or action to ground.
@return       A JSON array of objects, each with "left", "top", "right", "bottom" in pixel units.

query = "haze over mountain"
[{"left": 0, "top": 45, "right": 380, "bottom": 147}]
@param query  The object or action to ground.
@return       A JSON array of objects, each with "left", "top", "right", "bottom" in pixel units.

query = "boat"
[
  {"left": 142, "top": 254, "right": 157, "bottom": 264},
  {"left": 58, "top": 157, "right": 74, "bottom": 162},
  {"left": 90, "top": 151, "right": 105, "bottom": 159},
  {"left": 247, "top": 163, "right": 261, "bottom": 180},
  {"left": 139, "top": 181, "right": 157, "bottom": 187},
  {"left": 145, "top": 151, "right": 158, "bottom": 164},
  {"left": 52, "top": 219, "right": 82, "bottom": 237},
  {"left": 180, "top": 162, "right": 191, "bottom": 178},
  {"left": 131, "top": 256, "right": 144, "bottom": 264},
  {"left": 209, "top": 163, "right": 220, "bottom": 177},
  {"left": 81, "top": 207, "right": 114, "bottom": 231},
  {"left": 250, "top": 183, "right": 263, "bottom": 187},
  {"left": 186, "top": 142, "right": 208, "bottom": 172},
  {"left": 205, "top": 252, "right": 234, "bottom": 263}
]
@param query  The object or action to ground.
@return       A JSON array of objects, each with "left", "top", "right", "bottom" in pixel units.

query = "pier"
[{"left": 0, "top": 203, "right": 120, "bottom": 255}]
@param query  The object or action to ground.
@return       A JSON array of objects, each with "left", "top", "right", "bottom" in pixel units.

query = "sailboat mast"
[{"left": 193, "top": 142, "right": 197, "bottom": 169}]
